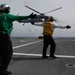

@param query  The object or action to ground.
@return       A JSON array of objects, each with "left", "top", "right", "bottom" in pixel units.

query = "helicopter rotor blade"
[
  {"left": 25, "top": 5, "right": 42, "bottom": 14},
  {"left": 44, "top": 7, "right": 62, "bottom": 14}
]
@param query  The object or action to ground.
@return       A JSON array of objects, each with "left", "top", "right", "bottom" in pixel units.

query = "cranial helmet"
[
  {"left": 49, "top": 16, "right": 56, "bottom": 21},
  {"left": 45, "top": 16, "right": 56, "bottom": 22},
  {"left": 0, "top": 3, "right": 10, "bottom": 13},
  {"left": 0, "top": 3, "right": 10, "bottom": 11}
]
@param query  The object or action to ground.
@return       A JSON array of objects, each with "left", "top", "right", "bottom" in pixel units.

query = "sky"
[{"left": 0, "top": 0, "right": 75, "bottom": 37}]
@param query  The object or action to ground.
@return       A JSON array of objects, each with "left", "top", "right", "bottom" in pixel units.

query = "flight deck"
[{"left": 8, "top": 37, "right": 75, "bottom": 75}]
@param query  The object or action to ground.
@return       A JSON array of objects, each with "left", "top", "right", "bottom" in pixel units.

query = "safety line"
[
  {"left": 13, "top": 40, "right": 42, "bottom": 49},
  {"left": 13, "top": 53, "right": 75, "bottom": 58}
]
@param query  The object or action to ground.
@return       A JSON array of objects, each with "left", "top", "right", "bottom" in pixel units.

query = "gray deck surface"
[{"left": 7, "top": 38, "right": 75, "bottom": 75}]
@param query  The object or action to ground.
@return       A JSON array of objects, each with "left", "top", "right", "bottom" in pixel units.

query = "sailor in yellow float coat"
[{"left": 33, "top": 16, "right": 71, "bottom": 58}]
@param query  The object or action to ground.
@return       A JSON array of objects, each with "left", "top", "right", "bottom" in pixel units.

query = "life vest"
[{"left": 43, "top": 21, "right": 53, "bottom": 36}]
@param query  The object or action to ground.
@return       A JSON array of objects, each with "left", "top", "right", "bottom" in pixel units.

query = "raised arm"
[{"left": 53, "top": 24, "right": 71, "bottom": 29}]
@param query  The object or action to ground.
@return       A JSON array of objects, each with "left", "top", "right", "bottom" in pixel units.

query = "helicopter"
[{"left": 19, "top": 5, "right": 62, "bottom": 25}]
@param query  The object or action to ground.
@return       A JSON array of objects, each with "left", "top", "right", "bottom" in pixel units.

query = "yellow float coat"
[{"left": 43, "top": 22, "right": 53, "bottom": 36}]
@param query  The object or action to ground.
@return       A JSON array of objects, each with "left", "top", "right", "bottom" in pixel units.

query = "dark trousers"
[
  {"left": 0, "top": 34, "right": 13, "bottom": 72},
  {"left": 43, "top": 35, "right": 56, "bottom": 57}
]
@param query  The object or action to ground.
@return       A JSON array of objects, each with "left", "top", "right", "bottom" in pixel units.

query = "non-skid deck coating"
[{"left": 7, "top": 38, "right": 75, "bottom": 75}]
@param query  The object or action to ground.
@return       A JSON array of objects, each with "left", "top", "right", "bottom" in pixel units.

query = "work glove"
[
  {"left": 66, "top": 25, "right": 71, "bottom": 29},
  {"left": 29, "top": 13, "right": 36, "bottom": 18},
  {"left": 31, "top": 22, "right": 34, "bottom": 25}
]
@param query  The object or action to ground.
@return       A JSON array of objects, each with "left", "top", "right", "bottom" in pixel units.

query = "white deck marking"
[
  {"left": 13, "top": 40, "right": 42, "bottom": 49},
  {"left": 13, "top": 40, "right": 75, "bottom": 58},
  {"left": 13, "top": 53, "right": 42, "bottom": 56},
  {"left": 13, "top": 53, "right": 75, "bottom": 58}
]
